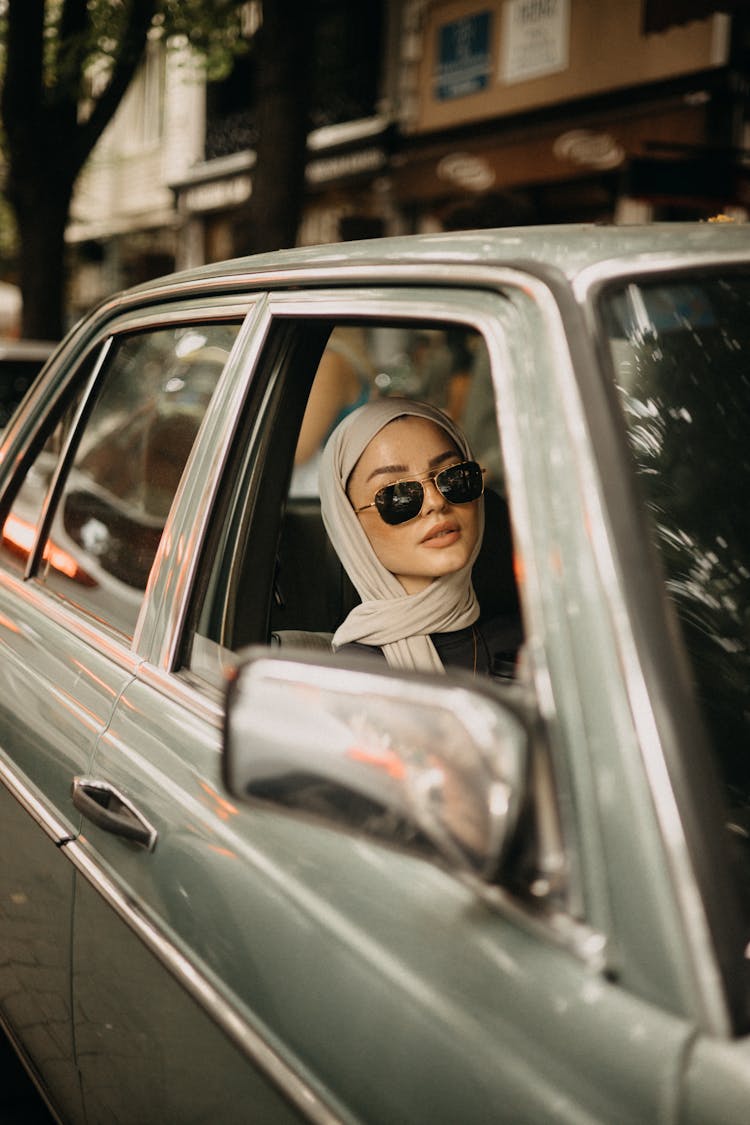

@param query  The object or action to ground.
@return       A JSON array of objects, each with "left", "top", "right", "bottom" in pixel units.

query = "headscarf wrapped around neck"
[{"left": 319, "top": 398, "right": 484, "bottom": 672}]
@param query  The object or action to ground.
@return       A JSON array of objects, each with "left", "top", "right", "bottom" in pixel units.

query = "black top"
[{"left": 337, "top": 612, "right": 522, "bottom": 679}]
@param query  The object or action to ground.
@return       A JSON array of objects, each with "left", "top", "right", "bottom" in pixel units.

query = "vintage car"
[{"left": 0, "top": 224, "right": 749, "bottom": 1123}]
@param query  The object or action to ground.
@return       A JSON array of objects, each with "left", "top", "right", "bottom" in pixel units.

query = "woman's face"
[{"left": 347, "top": 416, "right": 481, "bottom": 595}]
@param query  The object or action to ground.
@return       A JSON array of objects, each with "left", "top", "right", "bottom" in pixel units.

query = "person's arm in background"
[{"left": 294, "top": 349, "right": 359, "bottom": 465}]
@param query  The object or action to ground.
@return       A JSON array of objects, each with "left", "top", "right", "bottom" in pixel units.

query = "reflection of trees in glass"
[{"left": 607, "top": 277, "right": 750, "bottom": 807}]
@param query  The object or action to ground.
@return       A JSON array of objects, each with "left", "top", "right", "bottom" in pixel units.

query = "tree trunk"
[
  {"left": 1, "top": 0, "right": 158, "bottom": 341},
  {"left": 13, "top": 179, "right": 74, "bottom": 341},
  {"left": 233, "top": 0, "right": 313, "bottom": 255}
]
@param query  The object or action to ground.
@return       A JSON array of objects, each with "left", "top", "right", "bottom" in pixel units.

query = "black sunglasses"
[{"left": 355, "top": 460, "right": 485, "bottom": 526}]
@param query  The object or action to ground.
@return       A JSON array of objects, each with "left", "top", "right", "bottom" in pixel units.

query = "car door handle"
[{"left": 72, "top": 777, "right": 158, "bottom": 851}]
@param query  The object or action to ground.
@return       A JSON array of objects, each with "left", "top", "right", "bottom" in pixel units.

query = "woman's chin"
[{"left": 397, "top": 557, "right": 470, "bottom": 593}]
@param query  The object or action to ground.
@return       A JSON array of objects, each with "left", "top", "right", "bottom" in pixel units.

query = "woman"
[{"left": 319, "top": 397, "right": 522, "bottom": 676}]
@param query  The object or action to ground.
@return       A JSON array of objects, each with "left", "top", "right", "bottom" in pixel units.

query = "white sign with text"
[{"left": 500, "top": 0, "right": 570, "bottom": 84}]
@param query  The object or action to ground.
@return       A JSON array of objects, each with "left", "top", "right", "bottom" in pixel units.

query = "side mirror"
[{"left": 223, "top": 649, "right": 529, "bottom": 882}]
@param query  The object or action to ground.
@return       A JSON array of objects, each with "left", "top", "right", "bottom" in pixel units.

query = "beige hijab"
[{"left": 319, "top": 398, "right": 484, "bottom": 672}]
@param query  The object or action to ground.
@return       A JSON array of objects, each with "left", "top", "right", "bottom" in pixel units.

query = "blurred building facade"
[{"left": 65, "top": 0, "right": 750, "bottom": 321}]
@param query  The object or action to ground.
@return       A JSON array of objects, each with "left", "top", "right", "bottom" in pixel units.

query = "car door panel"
[
  {"left": 70, "top": 678, "right": 315, "bottom": 1122},
  {"left": 67, "top": 673, "right": 697, "bottom": 1125},
  {"left": 682, "top": 1037, "right": 750, "bottom": 1123},
  {"left": 0, "top": 585, "right": 133, "bottom": 1119},
  {"left": 70, "top": 868, "right": 307, "bottom": 1125},
  {"left": 0, "top": 585, "right": 131, "bottom": 816}
]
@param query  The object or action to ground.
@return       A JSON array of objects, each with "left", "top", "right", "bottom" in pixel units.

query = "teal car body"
[{"left": 0, "top": 223, "right": 749, "bottom": 1123}]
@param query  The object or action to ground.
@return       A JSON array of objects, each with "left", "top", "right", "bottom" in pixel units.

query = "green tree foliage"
[
  {"left": 0, "top": 0, "right": 384, "bottom": 338},
  {"left": 0, "top": 0, "right": 246, "bottom": 340}
]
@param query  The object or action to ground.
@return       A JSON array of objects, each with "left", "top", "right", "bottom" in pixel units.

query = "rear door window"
[{"left": 1, "top": 321, "right": 242, "bottom": 637}]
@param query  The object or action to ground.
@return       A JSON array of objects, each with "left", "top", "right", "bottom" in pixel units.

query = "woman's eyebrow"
[
  {"left": 430, "top": 449, "right": 459, "bottom": 469},
  {"left": 365, "top": 449, "right": 457, "bottom": 484},
  {"left": 365, "top": 462, "right": 407, "bottom": 483}
]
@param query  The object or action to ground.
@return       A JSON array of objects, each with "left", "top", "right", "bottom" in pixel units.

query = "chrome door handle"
[{"left": 72, "top": 777, "right": 158, "bottom": 851}]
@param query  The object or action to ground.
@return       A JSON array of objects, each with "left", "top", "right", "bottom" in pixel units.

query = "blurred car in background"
[
  {"left": 0, "top": 338, "right": 55, "bottom": 427},
  {"left": 0, "top": 224, "right": 749, "bottom": 1124}
]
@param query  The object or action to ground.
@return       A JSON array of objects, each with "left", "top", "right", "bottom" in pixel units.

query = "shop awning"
[
  {"left": 392, "top": 102, "right": 710, "bottom": 205},
  {"left": 644, "top": 0, "right": 750, "bottom": 33}
]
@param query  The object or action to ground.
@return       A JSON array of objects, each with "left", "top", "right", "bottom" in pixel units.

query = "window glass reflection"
[
  {"left": 36, "top": 323, "right": 240, "bottom": 636},
  {"left": 604, "top": 275, "right": 750, "bottom": 841}
]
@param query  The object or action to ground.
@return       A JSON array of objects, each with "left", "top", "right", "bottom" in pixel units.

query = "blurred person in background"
[{"left": 290, "top": 326, "right": 374, "bottom": 496}]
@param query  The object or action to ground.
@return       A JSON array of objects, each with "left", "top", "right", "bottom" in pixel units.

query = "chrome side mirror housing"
[{"left": 223, "top": 649, "right": 529, "bottom": 882}]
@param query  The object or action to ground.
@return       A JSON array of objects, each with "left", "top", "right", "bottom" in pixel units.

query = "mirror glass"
[{"left": 224, "top": 650, "right": 528, "bottom": 880}]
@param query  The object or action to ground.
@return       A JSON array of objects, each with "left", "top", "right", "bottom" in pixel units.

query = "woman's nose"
[{"left": 421, "top": 477, "right": 447, "bottom": 514}]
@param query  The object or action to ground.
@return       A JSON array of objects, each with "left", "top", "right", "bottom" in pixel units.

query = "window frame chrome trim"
[
  {"left": 157, "top": 280, "right": 545, "bottom": 676},
  {"left": 134, "top": 296, "right": 271, "bottom": 661},
  {"left": 26, "top": 336, "right": 114, "bottom": 581}
]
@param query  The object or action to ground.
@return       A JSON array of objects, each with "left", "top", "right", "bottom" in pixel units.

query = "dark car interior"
[{"left": 269, "top": 486, "right": 520, "bottom": 650}]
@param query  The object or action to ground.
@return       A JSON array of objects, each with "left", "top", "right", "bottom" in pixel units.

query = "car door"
[
  {"left": 64, "top": 283, "right": 728, "bottom": 1124},
  {"left": 0, "top": 338, "right": 132, "bottom": 1121},
  {"left": 63, "top": 299, "right": 311, "bottom": 1124},
  {"left": 0, "top": 303, "right": 252, "bottom": 1123}
]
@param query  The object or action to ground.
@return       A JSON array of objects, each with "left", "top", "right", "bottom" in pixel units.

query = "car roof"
[{"left": 118, "top": 221, "right": 750, "bottom": 307}]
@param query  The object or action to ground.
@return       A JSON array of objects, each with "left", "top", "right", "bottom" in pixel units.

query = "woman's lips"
[{"left": 421, "top": 522, "right": 460, "bottom": 547}]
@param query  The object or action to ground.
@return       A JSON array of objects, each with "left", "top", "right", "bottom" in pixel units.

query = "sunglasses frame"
[{"left": 354, "top": 460, "right": 485, "bottom": 526}]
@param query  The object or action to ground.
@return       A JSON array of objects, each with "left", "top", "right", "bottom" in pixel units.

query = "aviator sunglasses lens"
[
  {"left": 438, "top": 461, "right": 484, "bottom": 504},
  {"left": 375, "top": 461, "right": 484, "bottom": 525},
  {"left": 375, "top": 479, "right": 424, "bottom": 524}
]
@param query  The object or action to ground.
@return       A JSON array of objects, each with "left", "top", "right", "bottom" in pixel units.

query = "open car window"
[{"left": 185, "top": 316, "right": 521, "bottom": 685}]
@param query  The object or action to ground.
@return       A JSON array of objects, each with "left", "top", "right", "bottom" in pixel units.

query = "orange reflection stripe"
[
  {"left": 347, "top": 745, "right": 406, "bottom": 780},
  {"left": 199, "top": 779, "right": 239, "bottom": 819},
  {"left": 2, "top": 513, "right": 96, "bottom": 586},
  {"left": 513, "top": 551, "right": 524, "bottom": 588},
  {"left": 43, "top": 541, "right": 82, "bottom": 579},
  {"left": 3, "top": 513, "right": 35, "bottom": 552}
]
